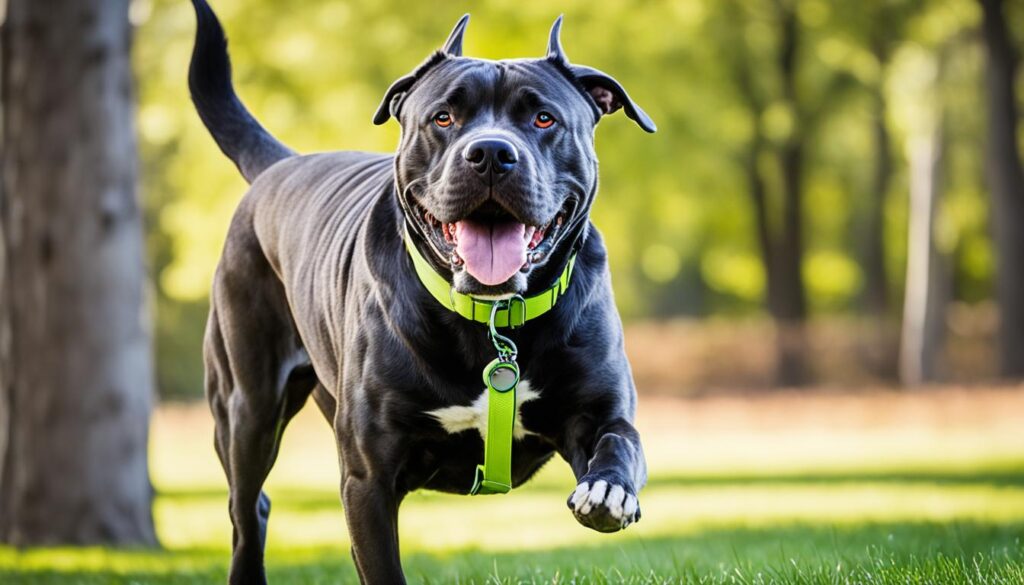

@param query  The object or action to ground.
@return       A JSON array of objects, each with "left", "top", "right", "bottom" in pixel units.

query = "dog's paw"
[{"left": 566, "top": 477, "right": 640, "bottom": 533}]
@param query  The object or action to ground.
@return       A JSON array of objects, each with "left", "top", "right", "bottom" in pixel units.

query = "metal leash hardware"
[{"left": 470, "top": 296, "right": 525, "bottom": 495}]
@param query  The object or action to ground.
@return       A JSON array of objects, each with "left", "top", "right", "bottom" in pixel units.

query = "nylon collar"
[{"left": 404, "top": 229, "right": 576, "bottom": 328}]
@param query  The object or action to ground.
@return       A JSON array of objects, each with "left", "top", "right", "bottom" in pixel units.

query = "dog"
[{"left": 188, "top": 1, "right": 655, "bottom": 582}]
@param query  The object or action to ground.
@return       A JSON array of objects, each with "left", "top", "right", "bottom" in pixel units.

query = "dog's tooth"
[
  {"left": 450, "top": 251, "right": 463, "bottom": 266},
  {"left": 556, "top": 215, "right": 564, "bottom": 227},
  {"left": 531, "top": 251, "right": 544, "bottom": 263},
  {"left": 523, "top": 226, "right": 537, "bottom": 244},
  {"left": 527, "top": 227, "right": 544, "bottom": 250}
]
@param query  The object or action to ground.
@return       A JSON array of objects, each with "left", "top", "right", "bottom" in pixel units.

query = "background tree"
[
  {"left": 899, "top": 50, "right": 949, "bottom": 385},
  {"left": 979, "top": 0, "right": 1024, "bottom": 379},
  {"left": 0, "top": 0, "right": 157, "bottom": 545},
  {"left": 713, "top": 0, "right": 859, "bottom": 386},
  {"left": 833, "top": 0, "right": 921, "bottom": 379}
]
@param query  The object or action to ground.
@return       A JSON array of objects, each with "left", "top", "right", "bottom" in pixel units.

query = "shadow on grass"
[
  {"left": 157, "top": 464, "right": 1024, "bottom": 514},
  {"left": 2, "top": 521, "right": 1022, "bottom": 584},
  {"left": 645, "top": 466, "right": 1024, "bottom": 489}
]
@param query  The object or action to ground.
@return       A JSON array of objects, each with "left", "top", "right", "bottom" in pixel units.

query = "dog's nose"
[{"left": 462, "top": 138, "right": 518, "bottom": 177}]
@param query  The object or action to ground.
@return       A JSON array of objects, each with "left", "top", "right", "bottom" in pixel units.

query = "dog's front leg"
[
  {"left": 341, "top": 473, "right": 405, "bottom": 584},
  {"left": 561, "top": 417, "right": 647, "bottom": 533},
  {"left": 337, "top": 420, "right": 408, "bottom": 585}
]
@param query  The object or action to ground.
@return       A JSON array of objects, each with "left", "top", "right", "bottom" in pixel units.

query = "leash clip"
[{"left": 488, "top": 296, "right": 523, "bottom": 361}]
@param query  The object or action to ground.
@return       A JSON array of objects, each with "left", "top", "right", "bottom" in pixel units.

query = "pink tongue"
[{"left": 455, "top": 219, "right": 527, "bottom": 286}]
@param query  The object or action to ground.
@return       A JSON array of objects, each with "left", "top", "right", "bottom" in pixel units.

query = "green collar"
[{"left": 404, "top": 230, "right": 577, "bottom": 328}]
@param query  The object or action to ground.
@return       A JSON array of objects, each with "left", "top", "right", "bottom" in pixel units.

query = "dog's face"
[{"left": 375, "top": 16, "right": 655, "bottom": 296}]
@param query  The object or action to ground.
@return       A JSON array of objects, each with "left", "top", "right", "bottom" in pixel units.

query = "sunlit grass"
[{"left": 3, "top": 389, "right": 1024, "bottom": 583}]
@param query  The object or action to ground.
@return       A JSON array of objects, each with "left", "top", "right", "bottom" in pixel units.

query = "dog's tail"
[{"left": 189, "top": 0, "right": 294, "bottom": 183}]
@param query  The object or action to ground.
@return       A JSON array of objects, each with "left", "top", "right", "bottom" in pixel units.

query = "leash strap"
[
  {"left": 470, "top": 299, "right": 522, "bottom": 495},
  {"left": 471, "top": 357, "right": 518, "bottom": 494}
]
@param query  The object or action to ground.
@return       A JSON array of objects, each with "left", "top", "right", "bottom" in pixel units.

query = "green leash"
[
  {"left": 470, "top": 299, "right": 523, "bottom": 495},
  {"left": 403, "top": 232, "right": 578, "bottom": 495}
]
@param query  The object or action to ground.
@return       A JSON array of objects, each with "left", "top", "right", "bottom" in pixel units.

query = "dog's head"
[{"left": 375, "top": 15, "right": 655, "bottom": 296}]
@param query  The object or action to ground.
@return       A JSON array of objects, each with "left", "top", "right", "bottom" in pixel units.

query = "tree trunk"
[
  {"left": 863, "top": 92, "right": 891, "bottom": 317},
  {"left": 0, "top": 0, "right": 157, "bottom": 546},
  {"left": 860, "top": 62, "right": 899, "bottom": 380},
  {"left": 0, "top": 39, "right": 9, "bottom": 540},
  {"left": 979, "top": 0, "right": 1024, "bottom": 378},
  {"left": 900, "top": 122, "right": 947, "bottom": 385},
  {"left": 771, "top": 0, "right": 810, "bottom": 386}
]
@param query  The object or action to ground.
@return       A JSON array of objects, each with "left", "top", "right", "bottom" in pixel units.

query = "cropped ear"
[
  {"left": 571, "top": 65, "right": 657, "bottom": 133},
  {"left": 373, "top": 15, "right": 470, "bottom": 125},
  {"left": 545, "top": 16, "right": 655, "bottom": 133},
  {"left": 547, "top": 15, "right": 569, "bottom": 66},
  {"left": 442, "top": 14, "right": 470, "bottom": 57},
  {"left": 373, "top": 73, "right": 418, "bottom": 125}
]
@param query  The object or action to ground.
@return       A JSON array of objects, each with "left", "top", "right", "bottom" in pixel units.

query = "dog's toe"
[
  {"left": 623, "top": 493, "right": 639, "bottom": 519},
  {"left": 567, "top": 482, "right": 590, "bottom": 510},
  {"left": 606, "top": 484, "right": 626, "bottom": 519},
  {"left": 581, "top": 480, "right": 607, "bottom": 514},
  {"left": 568, "top": 477, "right": 640, "bottom": 533}
]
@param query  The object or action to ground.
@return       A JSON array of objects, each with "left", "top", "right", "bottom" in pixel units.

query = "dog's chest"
[{"left": 426, "top": 379, "right": 541, "bottom": 440}]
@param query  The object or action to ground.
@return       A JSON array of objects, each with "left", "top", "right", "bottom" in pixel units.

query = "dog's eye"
[
  {"left": 534, "top": 112, "right": 556, "bottom": 129},
  {"left": 433, "top": 112, "right": 453, "bottom": 128}
]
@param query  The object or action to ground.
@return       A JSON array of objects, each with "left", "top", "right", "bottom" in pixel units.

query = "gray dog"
[{"left": 189, "top": 0, "right": 655, "bottom": 582}]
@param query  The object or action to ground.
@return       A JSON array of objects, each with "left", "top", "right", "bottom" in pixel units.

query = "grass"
[{"left": 2, "top": 386, "right": 1023, "bottom": 583}]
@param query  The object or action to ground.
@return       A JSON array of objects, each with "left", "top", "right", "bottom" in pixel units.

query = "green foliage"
[{"left": 131, "top": 0, "right": 1003, "bottom": 396}]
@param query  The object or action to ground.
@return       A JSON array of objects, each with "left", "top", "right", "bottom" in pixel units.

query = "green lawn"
[{"left": 2, "top": 389, "right": 1023, "bottom": 583}]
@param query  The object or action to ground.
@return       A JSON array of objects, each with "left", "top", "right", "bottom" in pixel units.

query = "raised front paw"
[{"left": 566, "top": 476, "right": 640, "bottom": 533}]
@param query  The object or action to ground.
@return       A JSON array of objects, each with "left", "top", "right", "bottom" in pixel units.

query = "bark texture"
[
  {"left": 768, "top": 0, "right": 810, "bottom": 386},
  {"left": 900, "top": 124, "right": 947, "bottom": 385},
  {"left": 0, "top": 0, "right": 157, "bottom": 545},
  {"left": 979, "top": 0, "right": 1024, "bottom": 378}
]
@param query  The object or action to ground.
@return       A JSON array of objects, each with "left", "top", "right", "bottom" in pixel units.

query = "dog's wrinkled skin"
[{"left": 189, "top": 1, "right": 654, "bottom": 583}]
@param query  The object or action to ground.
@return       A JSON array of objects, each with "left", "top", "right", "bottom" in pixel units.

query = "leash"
[
  {"left": 470, "top": 298, "right": 523, "bottom": 494},
  {"left": 403, "top": 230, "right": 578, "bottom": 495}
]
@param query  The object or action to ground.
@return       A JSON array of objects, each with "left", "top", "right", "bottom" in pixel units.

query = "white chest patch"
[{"left": 426, "top": 380, "right": 540, "bottom": 440}]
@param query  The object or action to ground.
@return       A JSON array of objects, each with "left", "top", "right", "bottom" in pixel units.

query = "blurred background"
[
  {"left": 131, "top": 0, "right": 1022, "bottom": 396},
  {"left": 2, "top": 0, "right": 1024, "bottom": 582}
]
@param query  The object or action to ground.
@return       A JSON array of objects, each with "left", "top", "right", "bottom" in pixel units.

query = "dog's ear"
[
  {"left": 546, "top": 15, "right": 569, "bottom": 67},
  {"left": 442, "top": 14, "right": 470, "bottom": 57},
  {"left": 571, "top": 65, "right": 657, "bottom": 133},
  {"left": 373, "top": 15, "right": 470, "bottom": 125},
  {"left": 373, "top": 73, "right": 418, "bottom": 125},
  {"left": 546, "top": 16, "right": 656, "bottom": 133}
]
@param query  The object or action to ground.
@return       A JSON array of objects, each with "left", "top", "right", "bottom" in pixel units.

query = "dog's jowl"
[{"left": 188, "top": 1, "right": 655, "bottom": 582}]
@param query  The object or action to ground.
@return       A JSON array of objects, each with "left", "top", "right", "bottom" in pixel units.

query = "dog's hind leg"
[{"left": 205, "top": 254, "right": 318, "bottom": 585}]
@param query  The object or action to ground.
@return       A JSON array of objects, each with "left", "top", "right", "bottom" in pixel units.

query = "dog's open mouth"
[{"left": 415, "top": 200, "right": 572, "bottom": 286}]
